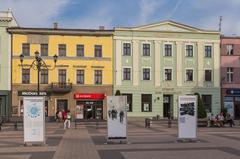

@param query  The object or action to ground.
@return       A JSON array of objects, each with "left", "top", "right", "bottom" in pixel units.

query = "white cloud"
[
  {"left": 138, "top": 0, "right": 166, "bottom": 24},
  {"left": 0, "top": 0, "right": 70, "bottom": 27}
]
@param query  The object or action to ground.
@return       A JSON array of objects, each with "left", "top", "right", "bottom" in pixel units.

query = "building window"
[
  {"left": 205, "top": 70, "right": 212, "bottom": 82},
  {"left": 58, "top": 44, "right": 66, "bottom": 56},
  {"left": 58, "top": 69, "right": 66, "bottom": 83},
  {"left": 202, "top": 95, "right": 212, "bottom": 113},
  {"left": 186, "top": 45, "right": 193, "bottom": 57},
  {"left": 226, "top": 44, "right": 234, "bottom": 55},
  {"left": 123, "top": 43, "right": 131, "bottom": 56},
  {"left": 41, "top": 44, "right": 48, "bottom": 56},
  {"left": 76, "top": 70, "right": 84, "bottom": 84},
  {"left": 165, "top": 69, "right": 172, "bottom": 81},
  {"left": 122, "top": 93, "right": 132, "bottom": 112},
  {"left": 186, "top": 69, "right": 193, "bottom": 81},
  {"left": 141, "top": 94, "right": 152, "bottom": 112},
  {"left": 40, "top": 69, "right": 48, "bottom": 84},
  {"left": 94, "top": 70, "right": 102, "bottom": 84},
  {"left": 143, "top": 68, "right": 150, "bottom": 80},
  {"left": 22, "top": 43, "right": 30, "bottom": 56},
  {"left": 165, "top": 44, "right": 172, "bottom": 56},
  {"left": 94, "top": 45, "right": 102, "bottom": 57},
  {"left": 143, "top": 43, "right": 150, "bottom": 56},
  {"left": 123, "top": 68, "right": 131, "bottom": 80},
  {"left": 227, "top": 67, "right": 234, "bottom": 83},
  {"left": 77, "top": 44, "right": 84, "bottom": 57},
  {"left": 205, "top": 46, "right": 212, "bottom": 57},
  {"left": 22, "top": 69, "right": 30, "bottom": 84}
]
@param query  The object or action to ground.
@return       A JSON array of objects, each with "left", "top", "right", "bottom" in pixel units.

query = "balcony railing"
[{"left": 50, "top": 82, "right": 72, "bottom": 93}]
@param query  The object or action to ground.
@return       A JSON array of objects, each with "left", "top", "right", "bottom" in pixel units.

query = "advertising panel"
[
  {"left": 178, "top": 96, "right": 197, "bottom": 139},
  {"left": 76, "top": 105, "right": 84, "bottom": 119},
  {"left": 23, "top": 97, "right": 45, "bottom": 144},
  {"left": 107, "top": 96, "right": 127, "bottom": 140}
]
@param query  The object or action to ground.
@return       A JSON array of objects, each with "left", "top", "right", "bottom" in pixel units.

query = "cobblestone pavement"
[{"left": 0, "top": 121, "right": 240, "bottom": 159}]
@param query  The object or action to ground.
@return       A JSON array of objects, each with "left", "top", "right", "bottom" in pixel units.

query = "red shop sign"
[{"left": 74, "top": 93, "right": 105, "bottom": 100}]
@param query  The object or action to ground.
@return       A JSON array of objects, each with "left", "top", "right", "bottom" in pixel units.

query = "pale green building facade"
[
  {"left": 114, "top": 21, "right": 221, "bottom": 118},
  {"left": 0, "top": 11, "right": 18, "bottom": 117}
]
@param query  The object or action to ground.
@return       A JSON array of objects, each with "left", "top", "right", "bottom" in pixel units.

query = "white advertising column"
[
  {"left": 24, "top": 96, "right": 45, "bottom": 145},
  {"left": 107, "top": 96, "right": 127, "bottom": 143},
  {"left": 178, "top": 96, "right": 197, "bottom": 140}
]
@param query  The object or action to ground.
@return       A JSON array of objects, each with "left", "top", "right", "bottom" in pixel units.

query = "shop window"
[
  {"left": 202, "top": 95, "right": 212, "bottom": 113},
  {"left": 122, "top": 93, "right": 132, "bottom": 112},
  {"left": 141, "top": 94, "right": 152, "bottom": 112}
]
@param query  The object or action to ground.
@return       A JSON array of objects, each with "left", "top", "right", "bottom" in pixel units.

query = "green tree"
[
  {"left": 115, "top": 90, "right": 121, "bottom": 96},
  {"left": 194, "top": 93, "right": 207, "bottom": 118}
]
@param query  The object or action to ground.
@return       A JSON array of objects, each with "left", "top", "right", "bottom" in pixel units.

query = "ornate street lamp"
[{"left": 19, "top": 51, "right": 58, "bottom": 95}]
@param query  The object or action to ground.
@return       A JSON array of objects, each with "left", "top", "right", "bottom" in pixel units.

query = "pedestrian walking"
[{"left": 64, "top": 109, "right": 71, "bottom": 129}]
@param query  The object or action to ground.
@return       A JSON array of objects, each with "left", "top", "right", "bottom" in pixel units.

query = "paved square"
[{"left": 0, "top": 121, "right": 240, "bottom": 159}]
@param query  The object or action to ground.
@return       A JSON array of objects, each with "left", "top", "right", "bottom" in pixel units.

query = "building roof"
[{"left": 7, "top": 27, "right": 114, "bottom": 36}]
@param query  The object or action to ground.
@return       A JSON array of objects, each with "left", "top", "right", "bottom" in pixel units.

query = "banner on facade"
[
  {"left": 23, "top": 96, "right": 45, "bottom": 144},
  {"left": 107, "top": 96, "right": 127, "bottom": 140},
  {"left": 178, "top": 95, "right": 197, "bottom": 139}
]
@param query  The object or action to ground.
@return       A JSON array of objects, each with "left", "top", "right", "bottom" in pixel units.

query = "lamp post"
[{"left": 19, "top": 51, "right": 58, "bottom": 95}]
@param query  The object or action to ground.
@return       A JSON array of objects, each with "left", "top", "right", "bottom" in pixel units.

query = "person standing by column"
[{"left": 66, "top": 109, "right": 72, "bottom": 128}]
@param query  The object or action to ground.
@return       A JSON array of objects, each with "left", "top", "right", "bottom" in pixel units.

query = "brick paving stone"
[{"left": 52, "top": 125, "right": 101, "bottom": 159}]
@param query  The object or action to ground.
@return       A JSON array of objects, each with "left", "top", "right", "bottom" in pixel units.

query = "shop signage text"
[
  {"left": 74, "top": 93, "right": 105, "bottom": 99},
  {"left": 18, "top": 91, "right": 51, "bottom": 96},
  {"left": 226, "top": 89, "right": 240, "bottom": 95}
]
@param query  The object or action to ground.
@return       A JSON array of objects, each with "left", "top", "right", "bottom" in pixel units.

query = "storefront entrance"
[
  {"left": 57, "top": 99, "right": 68, "bottom": 112},
  {"left": 163, "top": 95, "right": 173, "bottom": 118},
  {"left": 224, "top": 96, "right": 240, "bottom": 119},
  {"left": 76, "top": 101, "right": 103, "bottom": 120}
]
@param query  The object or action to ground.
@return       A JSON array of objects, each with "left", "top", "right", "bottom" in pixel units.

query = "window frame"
[
  {"left": 205, "top": 45, "right": 212, "bottom": 58},
  {"left": 142, "top": 43, "right": 151, "bottom": 56},
  {"left": 40, "top": 44, "right": 48, "bottom": 56},
  {"left": 58, "top": 69, "right": 67, "bottom": 83},
  {"left": 164, "top": 43, "right": 173, "bottom": 57},
  {"left": 58, "top": 44, "right": 66, "bottom": 57},
  {"left": 205, "top": 69, "right": 212, "bottom": 82},
  {"left": 185, "top": 69, "right": 194, "bottom": 82},
  {"left": 226, "top": 44, "right": 234, "bottom": 55},
  {"left": 22, "top": 43, "right": 30, "bottom": 56},
  {"left": 164, "top": 68, "right": 172, "bottom": 81},
  {"left": 40, "top": 69, "right": 48, "bottom": 84},
  {"left": 22, "top": 68, "right": 30, "bottom": 84},
  {"left": 76, "top": 69, "right": 85, "bottom": 84},
  {"left": 94, "top": 70, "right": 102, "bottom": 85},
  {"left": 142, "top": 67, "right": 151, "bottom": 80},
  {"left": 94, "top": 45, "right": 102, "bottom": 57},
  {"left": 141, "top": 94, "right": 152, "bottom": 112},
  {"left": 123, "top": 42, "right": 131, "bottom": 56},
  {"left": 122, "top": 67, "right": 131, "bottom": 81},
  {"left": 185, "top": 44, "right": 194, "bottom": 57},
  {"left": 76, "top": 44, "right": 84, "bottom": 57},
  {"left": 122, "top": 93, "right": 133, "bottom": 112},
  {"left": 202, "top": 95, "right": 212, "bottom": 113},
  {"left": 227, "top": 67, "right": 234, "bottom": 83}
]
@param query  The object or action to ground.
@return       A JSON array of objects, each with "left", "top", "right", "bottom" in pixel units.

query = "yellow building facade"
[{"left": 8, "top": 28, "right": 113, "bottom": 120}]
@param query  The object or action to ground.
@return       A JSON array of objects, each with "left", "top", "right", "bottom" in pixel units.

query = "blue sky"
[{"left": 1, "top": 0, "right": 240, "bottom": 35}]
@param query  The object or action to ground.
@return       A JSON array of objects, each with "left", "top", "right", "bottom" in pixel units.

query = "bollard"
[{"left": 14, "top": 122, "right": 18, "bottom": 131}]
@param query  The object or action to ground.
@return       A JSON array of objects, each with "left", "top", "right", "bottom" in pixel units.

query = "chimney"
[
  {"left": 53, "top": 22, "right": 58, "bottom": 29},
  {"left": 99, "top": 26, "right": 105, "bottom": 30}
]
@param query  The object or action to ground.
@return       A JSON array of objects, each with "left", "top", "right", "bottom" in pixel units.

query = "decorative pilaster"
[
  {"left": 115, "top": 40, "right": 122, "bottom": 86},
  {"left": 197, "top": 42, "right": 204, "bottom": 87},
  {"left": 154, "top": 41, "right": 161, "bottom": 86},
  {"left": 176, "top": 41, "right": 183, "bottom": 86},
  {"left": 133, "top": 40, "right": 139, "bottom": 86},
  {"left": 213, "top": 42, "right": 220, "bottom": 87}
]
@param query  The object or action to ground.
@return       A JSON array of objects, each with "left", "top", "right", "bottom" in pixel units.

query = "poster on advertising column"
[
  {"left": 23, "top": 97, "right": 45, "bottom": 144},
  {"left": 178, "top": 95, "right": 197, "bottom": 139},
  {"left": 107, "top": 96, "right": 127, "bottom": 141}
]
